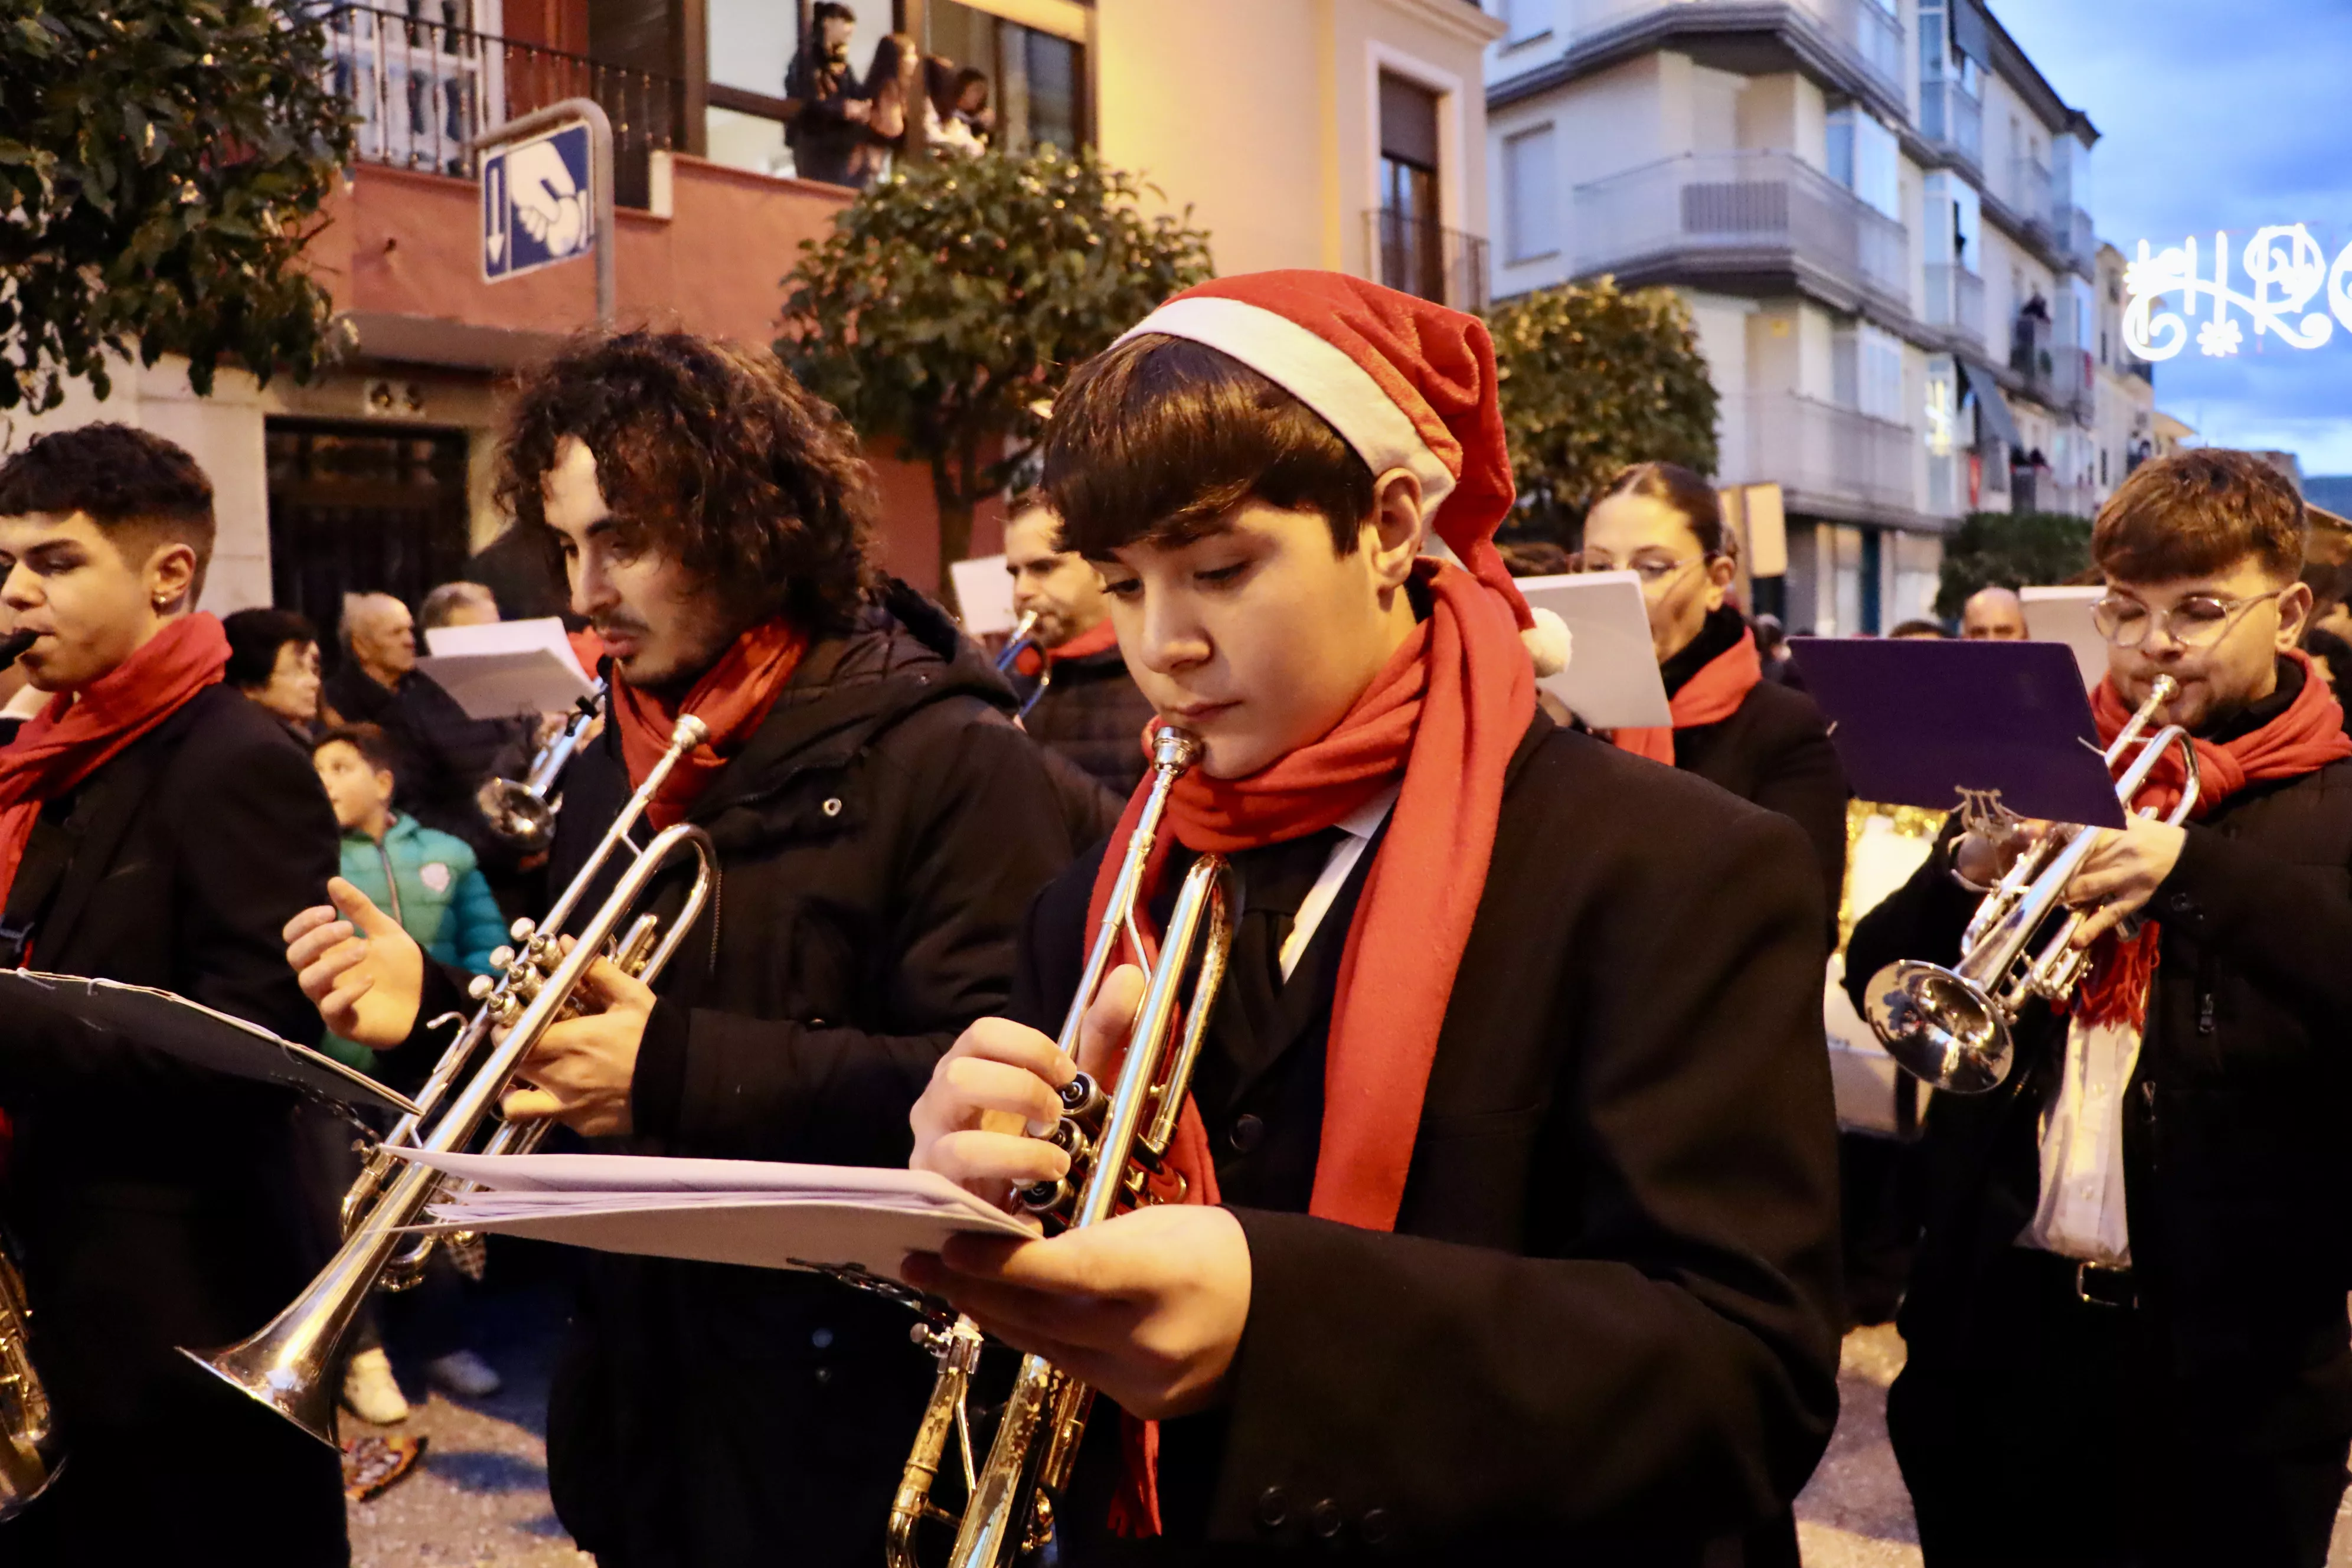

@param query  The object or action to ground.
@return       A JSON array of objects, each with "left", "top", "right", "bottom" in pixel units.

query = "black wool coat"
[
  {"left": 1844, "top": 731, "right": 2352, "bottom": 1448},
  {"left": 445, "top": 584, "right": 1084, "bottom": 1568},
  {"left": 0, "top": 685, "right": 347, "bottom": 1566},
  {"left": 1019, "top": 641, "right": 1161, "bottom": 798},
  {"left": 322, "top": 661, "right": 535, "bottom": 859},
  {"left": 1012, "top": 715, "right": 1846, "bottom": 1565}
]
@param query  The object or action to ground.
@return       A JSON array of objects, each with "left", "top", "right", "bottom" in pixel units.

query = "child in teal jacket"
[{"left": 312, "top": 726, "right": 507, "bottom": 1064}]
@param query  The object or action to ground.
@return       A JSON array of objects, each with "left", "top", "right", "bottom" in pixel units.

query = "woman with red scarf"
[
  {"left": 903, "top": 273, "right": 1845, "bottom": 1562},
  {"left": 0, "top": 426, "right": 345, "bottom": 1565},
  {"left": 1846, "top": 449, "right": 2352, "bottom": 1567},
  {"left": 1582, "top": 460, "right": 1849, "bottom": 922}
]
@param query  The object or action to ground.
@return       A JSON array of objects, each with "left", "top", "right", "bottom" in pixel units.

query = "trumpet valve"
[
  {"left": 1056, "top": 1072, "right": 1105, "bottom": 1125},
  {"left": 488, "top": 946, "right": 515, "bottom": 972},
  {"left": 510, "top": 918, "right": 537, "bottom": 944},
  {"left": 1018, "top": 1175, "right": 1074, "bottom": 1217},
  {"left": 466, "top": 974, "right": 496, "bottom": 1001}
]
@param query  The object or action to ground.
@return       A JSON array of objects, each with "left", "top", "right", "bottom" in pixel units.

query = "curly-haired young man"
[{"left": 286, "top": 332, "right": 1083, "bottom": 1568}]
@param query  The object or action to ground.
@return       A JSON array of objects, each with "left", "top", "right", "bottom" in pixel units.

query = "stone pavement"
[{"left": 349, "top": 1308, "right": 2352, "bottom": 1566}]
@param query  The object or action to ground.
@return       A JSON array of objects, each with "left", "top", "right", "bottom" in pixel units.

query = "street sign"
[{"left": 481, "top": 120, "right": 596, "bottom": 283}]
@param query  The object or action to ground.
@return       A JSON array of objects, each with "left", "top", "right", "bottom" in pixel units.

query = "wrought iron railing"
[
  {"left": 319, "top": 4, "right": 679, "bottom": 207},
  {"left": 1573, "top": 150, "right": 1907, "bottom": 313},
  {"left": 1370, "top": 209, "right": 1490, "bottom": 313}
]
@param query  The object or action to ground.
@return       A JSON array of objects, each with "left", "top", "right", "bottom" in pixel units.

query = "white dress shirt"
[
  {"left": 2018, "top": 1010, "right": 2141, "bottom": 1266},
  {"left": 1277, "top": 783, "right": 1400, "bottom": 983}
]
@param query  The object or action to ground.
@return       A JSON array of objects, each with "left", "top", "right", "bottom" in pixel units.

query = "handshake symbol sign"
[{"left": 482, "top": 122, "right": 596, "bottom": 282}]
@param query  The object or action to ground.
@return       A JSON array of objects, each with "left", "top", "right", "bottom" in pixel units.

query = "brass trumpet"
[
  {"left": 889, "top": 726, "right": 1234, "bottom": 1568},
  {"left": 182, "top": 714, "right": 720, "bottom": 1445},
  {"left": 479, "top": 682, "right": 606, "bottom": 851},
  {"left": 0, "top": 1233, "right": 60, "bottom": 1520},
  {"left": 1865, "top": 675, "right": 2200, "bottom": 1093}
]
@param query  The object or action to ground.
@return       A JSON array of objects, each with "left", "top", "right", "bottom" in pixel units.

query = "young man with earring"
[
  {"left": 1848, "top": 448, "right": 2352, "bottom": 1567},
  {"left": 904, "top": 272, "right": 1845, "bottom": 1562},
  {"left": 285, "top": 332, "right": 1080, "bottom": 1568},
  {"left": 0, "top": 424, "right": 346, "bottom": 1565}
]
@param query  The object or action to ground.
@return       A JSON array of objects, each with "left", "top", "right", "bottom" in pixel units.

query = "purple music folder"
[{"left": 1788, "top": 637, "right": 2126, "bottom": 829}]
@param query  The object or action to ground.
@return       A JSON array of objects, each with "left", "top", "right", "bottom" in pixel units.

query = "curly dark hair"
[{"left": 495, "top": 332, "right": 879, "bottom": 633}]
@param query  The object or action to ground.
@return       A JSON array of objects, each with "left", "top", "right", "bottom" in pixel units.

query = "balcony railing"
[
  {"left": 1922, "top": 262, "right": 1985, "bottom": 347},
  {"left": 1542, "top": 0, "right": 1903, "bottom": 103},
  {"left": 1573, "top": 151, "right": 1907, "bottom": 313},
  {"left": 1743, "top": 394, "right": 1914, "bottom": 514},
  {"left": 322, "top": 4, "right": 678, "bottom": 207},
  {"left": 2011, "top": 158, "right": 2053, "bottom": 244},
  {"left": 1920, "top": 79, "right": 1983, "bottom": 168},
  {"left": 2050, "top": 342, "right": 2096, "bottom": 420},
  {"left": 1369, "top": 209, "right": 1489, "bottom": 313},
  {"left": 2011, "top": 309, "right": 2053, "bottom": 403}
]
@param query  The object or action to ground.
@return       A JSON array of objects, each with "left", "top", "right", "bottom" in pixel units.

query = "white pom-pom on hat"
[{"left": 1521, "top": 605, "right": 1570, "bottom": 678}]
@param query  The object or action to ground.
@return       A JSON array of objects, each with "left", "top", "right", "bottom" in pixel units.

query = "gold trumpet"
[
  {"left": 1865, "top": 675, "right": 2200, "bottom": 1094},
  {"left": 0, "top": 1233, "right": 60, "bottom": 1520},
  {"left": 888, "top": 726, "right": 1234, "bottom": 1568},
  {"left": 181, "top": 715, "right": 720, "bottom": 1445}
]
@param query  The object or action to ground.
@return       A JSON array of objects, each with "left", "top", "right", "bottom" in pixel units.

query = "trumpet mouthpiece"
[
  {"left": 1151, "top": 726, "right": 1203, "bottom": 773},
  {"left": 674, "top": 715, "right": 711, "bottom": 750}
]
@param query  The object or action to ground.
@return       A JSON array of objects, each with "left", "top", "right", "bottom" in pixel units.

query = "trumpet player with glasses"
[
  {"left": 903, "top": 273, "right": 1845, "bottom": 1563},
  {"left": 1847, "top": 448, "right": 2352, "bottom": 1567},
  {"left": 281, "top": 333, "right": 1082, "bottom": 1568}
]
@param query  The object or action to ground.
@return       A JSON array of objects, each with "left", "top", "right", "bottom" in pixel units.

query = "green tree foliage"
[
  {"left": 1933, "top": 509, "right": 2096, "bottom": 618},
  {"left": 0, "top": 1, "right": 354, "bottom": 411},
  {"left": 779, "top": 145, "right": 1211, "bottom": 569},
  {"left": 1487, "top": 277, "right": 1720, "bottom": 543}
]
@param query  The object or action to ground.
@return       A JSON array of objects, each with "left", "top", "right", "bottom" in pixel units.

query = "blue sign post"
[{"left": 474, "top": 100, "right": 615, "bottom": 328}]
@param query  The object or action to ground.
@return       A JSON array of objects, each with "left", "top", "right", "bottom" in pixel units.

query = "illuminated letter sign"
[{"left": 2123, "top": 225, "right": 2352, "bottom": 362}]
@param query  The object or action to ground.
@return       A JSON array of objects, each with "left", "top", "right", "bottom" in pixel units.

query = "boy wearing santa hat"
[{"left": 906, "top": 272, "right": 1843, "bottom": 1561}]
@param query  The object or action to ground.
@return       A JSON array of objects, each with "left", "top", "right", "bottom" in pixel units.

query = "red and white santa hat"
[{"left": 1112, "top": 270, "right": 1570, "bottom": 677}]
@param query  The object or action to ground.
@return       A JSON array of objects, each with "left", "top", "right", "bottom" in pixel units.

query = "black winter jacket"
[
  {"left": 461, "top": 584, "right": 1084, "bottom": 1568},
  {"left": 0, "top": 685, "right": 347, "bottom": 1566},
  {"left": 1013, "top": 715, "right": 1845, "bottom": 1564},
  {"left": 1018, "top": 642, "right": 1160, "bottom": 798},
  {"left": 1845, "top": 669, "right": 2352, "bottom": 1449},
  {"left": 322, "top": 661, "right": 535, "bottom": 860}
]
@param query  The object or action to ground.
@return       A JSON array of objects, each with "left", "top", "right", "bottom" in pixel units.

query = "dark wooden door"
[{"left": 265, "top": 420, "right": 473, "bottom": 670}]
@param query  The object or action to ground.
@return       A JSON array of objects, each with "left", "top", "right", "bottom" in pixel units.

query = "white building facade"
[{"left": 1482, "top": 0, "right": 2103, "bottom": 633}]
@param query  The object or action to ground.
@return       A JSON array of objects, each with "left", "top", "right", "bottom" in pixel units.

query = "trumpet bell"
[
  {"left": 1864, "top": 959, "right": 2014, "bottom": 1095},
  {"left": 181, "top": 1331, "right": 343, "bottom": 1449},
  {"left": 478, "top": 776, "right": 558, "bottom": 851}
]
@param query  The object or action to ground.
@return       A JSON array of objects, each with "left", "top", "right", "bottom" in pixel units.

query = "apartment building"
[
  {"left": 18, "top": 0, "right": 1501, "bottom": 641},
  {"left": 1483, "top": 0, "right": 2104, "bottom": 633}
]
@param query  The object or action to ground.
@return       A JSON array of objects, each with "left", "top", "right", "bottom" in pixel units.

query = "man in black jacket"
[
  {"left": 1846, "top": 449, "right": 2352, "bottom": 1567},
  {"left": 1004, "top": 489, "right": 1158, "bottom": 796},
  {"left": 904, "top": 273, "right": 1843, "bottom": 1563},
  {"left": 286, "top": 334, "right": 1079, "bottom": 1568},
  {"left": 784, "top": 1, "right": 874, "bottom": 187},
  {"left": 0, "top": 426, "right": 346, "bottom": 1565}
]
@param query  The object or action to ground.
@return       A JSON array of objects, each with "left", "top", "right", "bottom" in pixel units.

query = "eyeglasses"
[
  {"left": 2090, "top": 589, "right": 2285, "bottom": 649},
  {"left": 1577, "top": 554, "right": 1715, "bottom": 589}
]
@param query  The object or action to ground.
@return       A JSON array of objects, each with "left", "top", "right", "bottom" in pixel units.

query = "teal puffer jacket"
[{"left": 323, "top": 815, "right": 505, "bottom": 1067}]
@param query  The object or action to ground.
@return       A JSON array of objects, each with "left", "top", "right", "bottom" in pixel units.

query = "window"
[
  {"left": 1834, "top": 321, "right": 1906, "bottom": 423},
  {"left": 1501, "top": 0, "right": 1555, "bottom": 45},
  {"left": 1504, "top": 125, "right": 1557, "bottom": 263},
  {"left": 1827, "top": 105, "right": 1900, "bottom": 220},
  {"left": 1377, "top": 73, "right": 1448, "bottom": 303},
  {"left": 1926, "top": 172, "right": 1981, "bottom": 270}
]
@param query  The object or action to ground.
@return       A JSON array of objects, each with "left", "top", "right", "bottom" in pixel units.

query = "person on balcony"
[{"left": 783, "top": 2, "right": 874, "bottom": 188}]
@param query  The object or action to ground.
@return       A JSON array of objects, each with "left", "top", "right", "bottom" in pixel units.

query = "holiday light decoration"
[{"left": 2123, "top": 224, "right": 2352, "bottom": 362}]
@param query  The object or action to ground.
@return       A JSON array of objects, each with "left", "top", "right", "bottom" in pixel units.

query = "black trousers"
[{"left": 1889, "top": 1249, "right": 2350, "bottom": 1568}]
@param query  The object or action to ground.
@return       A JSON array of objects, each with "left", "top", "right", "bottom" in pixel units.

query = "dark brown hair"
[
  {"left": 1043, "top": 334, "right": 1375, "bottom": 559},
  {"left": 0, "top": 423, "right": 215, "bottom": 598},
  {"left": 1595, "top": 460, "right": 1729, "bottom": 558},
  {"left": 313, "top": 723, "right": 401, "bottom": 779},
  {"left": 495, "top": 332, "right": 879, "bottom": 633},
  {"left": 223, "top": 606, "right": 318, "bottom": 688},
  {"left": 2093, "top": 448, "right": 2305, "bottom": 584}
]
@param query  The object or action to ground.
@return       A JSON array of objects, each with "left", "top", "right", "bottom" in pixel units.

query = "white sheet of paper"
[
  {"left": 2020, "top": 586, "right": 2108, "bottom": 690},
  {"left": 396, "top": 1151, "right": 1035, "bottom": 1283},
  {"left": 948, "top": 554, "right": 1017, "bottom": 635},
  {"left": 1513, "top": 571, "right": 1672, "bottom": 730},
  {"left": 414, "top": 648, "right": 598, "bottom": 720},
  {"left": 424, "top": 616, "right": 592, "bottom": 680}
]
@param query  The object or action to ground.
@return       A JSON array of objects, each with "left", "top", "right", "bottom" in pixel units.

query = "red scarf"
[
  {"left": 1010, "top": 616, "right": 1119, "bottom": 680},
  {"left": 1086, "top": 559, "right": 1532, "bottom": 1531},
  {"left": 2074, "top": 651, "right": 2352, "bottom": 1028},
  {"left": 610, "top": 618, "right": 808, "bottom": 828},
  {"left": 0, "top": 614, "right": 232, "bottom": 917},
  {"left": 1610, "top": 626, "right": 1763, "bottom": 765}
]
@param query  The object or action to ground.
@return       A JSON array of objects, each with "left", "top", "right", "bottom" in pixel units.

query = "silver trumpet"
[
  {"left": 887, "top": 726, "right": 1235, "bottom": 1568},
  {"left": 993, "top": 611, "right": 1041, "bottom": 676},
  {"left": 1865, "top": 674, "right": 2200, "bottom": 1094},
  {"left": 182, "top": 715, "right": 720, "bottom": 1446},
  {"left": 479, "top": 682, "right": 607, "bottom": 851}
]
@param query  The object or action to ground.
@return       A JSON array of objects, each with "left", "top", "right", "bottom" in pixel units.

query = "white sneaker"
[
  {"left": 341, "top": 1347, "right": 411, "bottom": 1425},
  {"left": 424, "top": 1349, "right": 502, "bottom": 1399}
]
